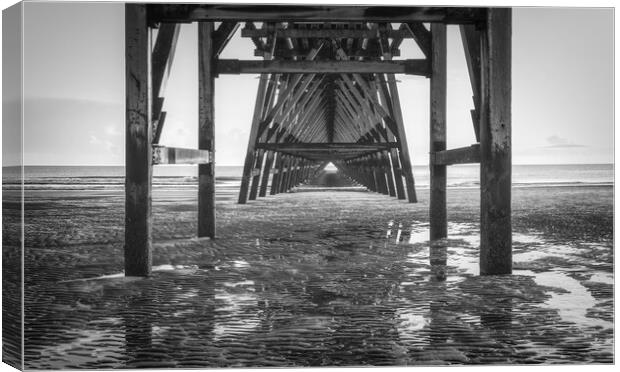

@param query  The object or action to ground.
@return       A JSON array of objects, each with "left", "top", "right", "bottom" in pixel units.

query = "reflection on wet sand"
[
  {"left": 22, "top": 188, "right": 614, "bottom": 367},
  {"left": 429, "top": 239, "right": 448, "bottom": 281}
]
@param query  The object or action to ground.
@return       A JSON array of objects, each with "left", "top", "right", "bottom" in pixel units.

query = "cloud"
[
  {"left": 544, "top": 135, "right": 586, "bottom": 148},
  {"left": 89, "top": 135, "right": 101, "bottom": 145},
  {"left": 103, "top": 124, "right": 122, "bottom": 136}
]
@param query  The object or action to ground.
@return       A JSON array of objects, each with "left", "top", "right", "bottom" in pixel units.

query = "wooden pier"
[{"left": 125, "top": 4, "right": 511, "bottom": 277}]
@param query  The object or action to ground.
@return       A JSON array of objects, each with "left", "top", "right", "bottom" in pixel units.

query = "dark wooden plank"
[
  {"left": 384, "top": 72, "right": 418, "bottom": 203},
  {"left": 460, "top": 24, "right": 482, "bottom": 142},
  {"left": 432, "top": 144, "right": 480, "bottom": 165},
  {"left": 258, "top": 45, "right": 401, "bottom": 58},
  {"left": 152, "top": 24, "right": 181, "bottom": 99},
  {"left": 256, "top": 142, "right": 399, "bottom": 151},
  {"left": 374, "top": 77, "right": 406, "bottom": 199},
  {"left": 238, "top": 77, "right": 272, "bottom": 203},
  {"left": 479, "top": 8, "right": 512, "bottom": 275},
  {"left": 242, "top": 27, "right": 413, "bottom": 39},
  {"left": 390, "top": 24, "right": 407, "bottom": 56},
  {"left": 429, "top": 23, "right": 447, "bottom": 242},
  {"left": 258, "top": 150, "right": 275, "bottom": 197},
  {"left": 151, "top": 24, "right": 180, "bottom": 145},
  {"left": 198, "top": 22, "right": 216, "bottom": 238},
  {"left": 405, "top": 22, "right": 431, "bottom": 58},
  {"left": 248, "top": 149, "right": 264, "bottom": 201},
  {"left": 125, "top": 3, "right": 152, "bottom": 277},
  {"left": 216, "top": 59, "right": 429, "bottom": 75},
  {"left": 213, "top": 21, "right": 239, "bottom": 58},
  {"left": 148, "top": 5, "right": 486, "bottom": 24},
  {"left": 270, "top": 153, "right": 284, "bottom": 195},
  {"left": 152, "top": 145, "right": 211, "bottom": 165}
]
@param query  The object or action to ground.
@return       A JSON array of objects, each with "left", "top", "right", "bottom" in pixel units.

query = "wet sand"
[{"left": 5, "top": 176, "right": 614, "bottom": 368}]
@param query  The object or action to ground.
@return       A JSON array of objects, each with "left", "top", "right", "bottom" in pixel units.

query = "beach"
[{"left": 2, "top": 168, "right": 614, "bottom": 368}]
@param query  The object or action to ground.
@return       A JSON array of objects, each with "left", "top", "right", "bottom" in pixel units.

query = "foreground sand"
[{"left": 5, "top": 179, "right": 614, "bottom": 368}]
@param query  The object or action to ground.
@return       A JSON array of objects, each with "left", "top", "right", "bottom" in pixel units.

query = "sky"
[{"left": 4, "top": 1, "right": 615, "bottom": 166}]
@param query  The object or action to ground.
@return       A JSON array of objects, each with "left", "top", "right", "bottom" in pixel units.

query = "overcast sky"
[{"left": 8, "top": 1, "right": 615, "bottom": 166}]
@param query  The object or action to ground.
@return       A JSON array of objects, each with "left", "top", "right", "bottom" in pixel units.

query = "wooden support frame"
[
  {"left": 242, "top": 27, "right": 414, "bottom": 39},
  {"left": 125, "top": 4, "right": 152, "bottom": 276},
  {"left": 198, "top": 22, "right": 216, "bottom": 238},
  {"left": 460, "top": 24, "right": 482, "bottom": 142},
  {"left": 148, "top": 5, "right": 486, "bottom": 24},
  {"left": 238, "top": 74, "right": 273, "bottom": 203},
  {"left": 479, "top": 8, "right": 512, "bottom": 275},
  {"left": 152, "top": 145, "right": 212, "bottom": 165},
  {"left": 431, "top": 144, "right": 480, "bottom": 165},
  {"left": 217, "top": 59, "right": 430, "bottom": 76},
  {"left": 124, "top": 5, "right": 512, "bottom": 279},
  {"left": 429, "top": 23, "right": 447, "bottom": 242}
]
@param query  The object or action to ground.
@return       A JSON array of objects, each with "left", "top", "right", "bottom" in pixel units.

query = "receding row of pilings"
[
  {"left": 125, "top": 4, "right": 512, "bottom": 277},
  {"left": 333, "top": 154, "right": 410, "bottom": 199},
  {"left": 241, "top": 154, "right": 326, "bottom": 201}
]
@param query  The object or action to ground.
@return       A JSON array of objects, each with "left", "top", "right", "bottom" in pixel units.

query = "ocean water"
[{"left": 1, "top": 163, "right": 613, "bottom": 190}]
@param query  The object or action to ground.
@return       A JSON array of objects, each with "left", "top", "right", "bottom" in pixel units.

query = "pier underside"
[{"left": 125, "top": 4, "right": 512, "bottom": 276}]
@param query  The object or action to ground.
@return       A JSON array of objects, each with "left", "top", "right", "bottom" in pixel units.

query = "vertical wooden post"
[
  {"left": 198, "top": 22, "right": 216, "bottom": 238},
  {"left": 258, "top": 151, "right": 275, "bottom": 197},
  {"left": 384, "top": 152, "right": 397, "bottom": 197},
  {"left": 125, "top": 4, "right": 152, "bottom": 276},
  {"left": 239, "top": 76, "right": 270, "bottom": 203},
  {"left": 480, "top": 8, "right": 512, "bottom": 275},
  {"left": 248, "top": 149, "right": 264, "bottom": 200},
  {"left": 429, "top": 23, "right": 447, "bottom": 242},
  {"left": 270, "top": 153, "right": 283, "bottom": 195},
  {"left": 386, "top": 74, "right": 418, "bottom": 203}
]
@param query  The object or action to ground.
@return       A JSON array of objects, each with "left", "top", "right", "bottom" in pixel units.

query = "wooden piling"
[
  {"left": 479, "top": 8, "right": 512, "bottom": 275},
  {"left": 429, "top": 23, "right": 447, "bottom": 241},
  {"left": 258, "top": 150, "right": 275, "bottom": 197},
  {"left": 385, "top": 74, "right": 418, "bottom": 203},
  {"left": 125, "top": 4, "right": 152, "bottom": 276},
  {"left": 248, "top": 149, "right": 264, "bottom": 200},
  {"left": 198, "top": 22, "right": 216, "bottom": 238}
]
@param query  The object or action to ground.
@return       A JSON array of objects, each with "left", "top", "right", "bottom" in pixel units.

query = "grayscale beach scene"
[{"left": 1, "top": 1, "right": 614, "bottom": 370}]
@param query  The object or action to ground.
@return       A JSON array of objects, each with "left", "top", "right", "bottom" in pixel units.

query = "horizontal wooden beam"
[
  {"left": 256, "top": 46, "right": 401, "bottom": 58},
  {"left": 152, "top": 145, "right": 211, "bottom": 165},
  {"left": 217, "top": 59, "right": 429, "bottom": 75},
  {"left": 256, "top": 142, "right": 398, "bottom": 151},
  {"left": 431, "top": 144, "right": 480, "bottom": 165},
  {"left": 148, "top": 5, "right": 486, "bottom": 24},
  {"left": 242, "top": 28, "right": 414, "bottom": 39}
]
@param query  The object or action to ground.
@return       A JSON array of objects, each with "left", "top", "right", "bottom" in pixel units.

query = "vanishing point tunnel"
[{"left": 125, "top": 4, "right": 511, "bottom": 277}]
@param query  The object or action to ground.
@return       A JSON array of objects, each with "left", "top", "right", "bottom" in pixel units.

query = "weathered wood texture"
[
  {"left": 385, "top": 73, "right": 417, "bottom": 203},
  {"left": 460, "top": 24, "right": 482, "bottom": 142},
  {"left": 480, "top": 8, "right": 512, "bottom": 275},
  {"left": 152, "top": 145, "right": 211, "bottom": 165},
  {"left": 198, "top": 22, "right": 216, "bottom": 238},
  {"left": 125, "top": 4, "right": 152, "bottom": 277},
  {"left": 243, "top": 27, "right": 415, "bottom": 39},
  {"left": 238, "top": 73, "right": 271, "bottom": 204},
  {"left": 148, "top": 5, "right": 486, "bottom": 24},
  {"left": 432, "top": 144, "right": 480, "bottom": 165},
  {"left": 429, "top": 23, "right": 447, "bottom": 242},
  {"left": 151, "top": 24, "right": 180, "bottom": 144},
  {"left": 217, "top": 59, "right": 430, "bottom": 76}
]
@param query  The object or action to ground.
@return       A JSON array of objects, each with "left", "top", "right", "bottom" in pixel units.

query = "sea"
[{"left": 1, "top": 164, "right": 614, "bottom": 191}]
